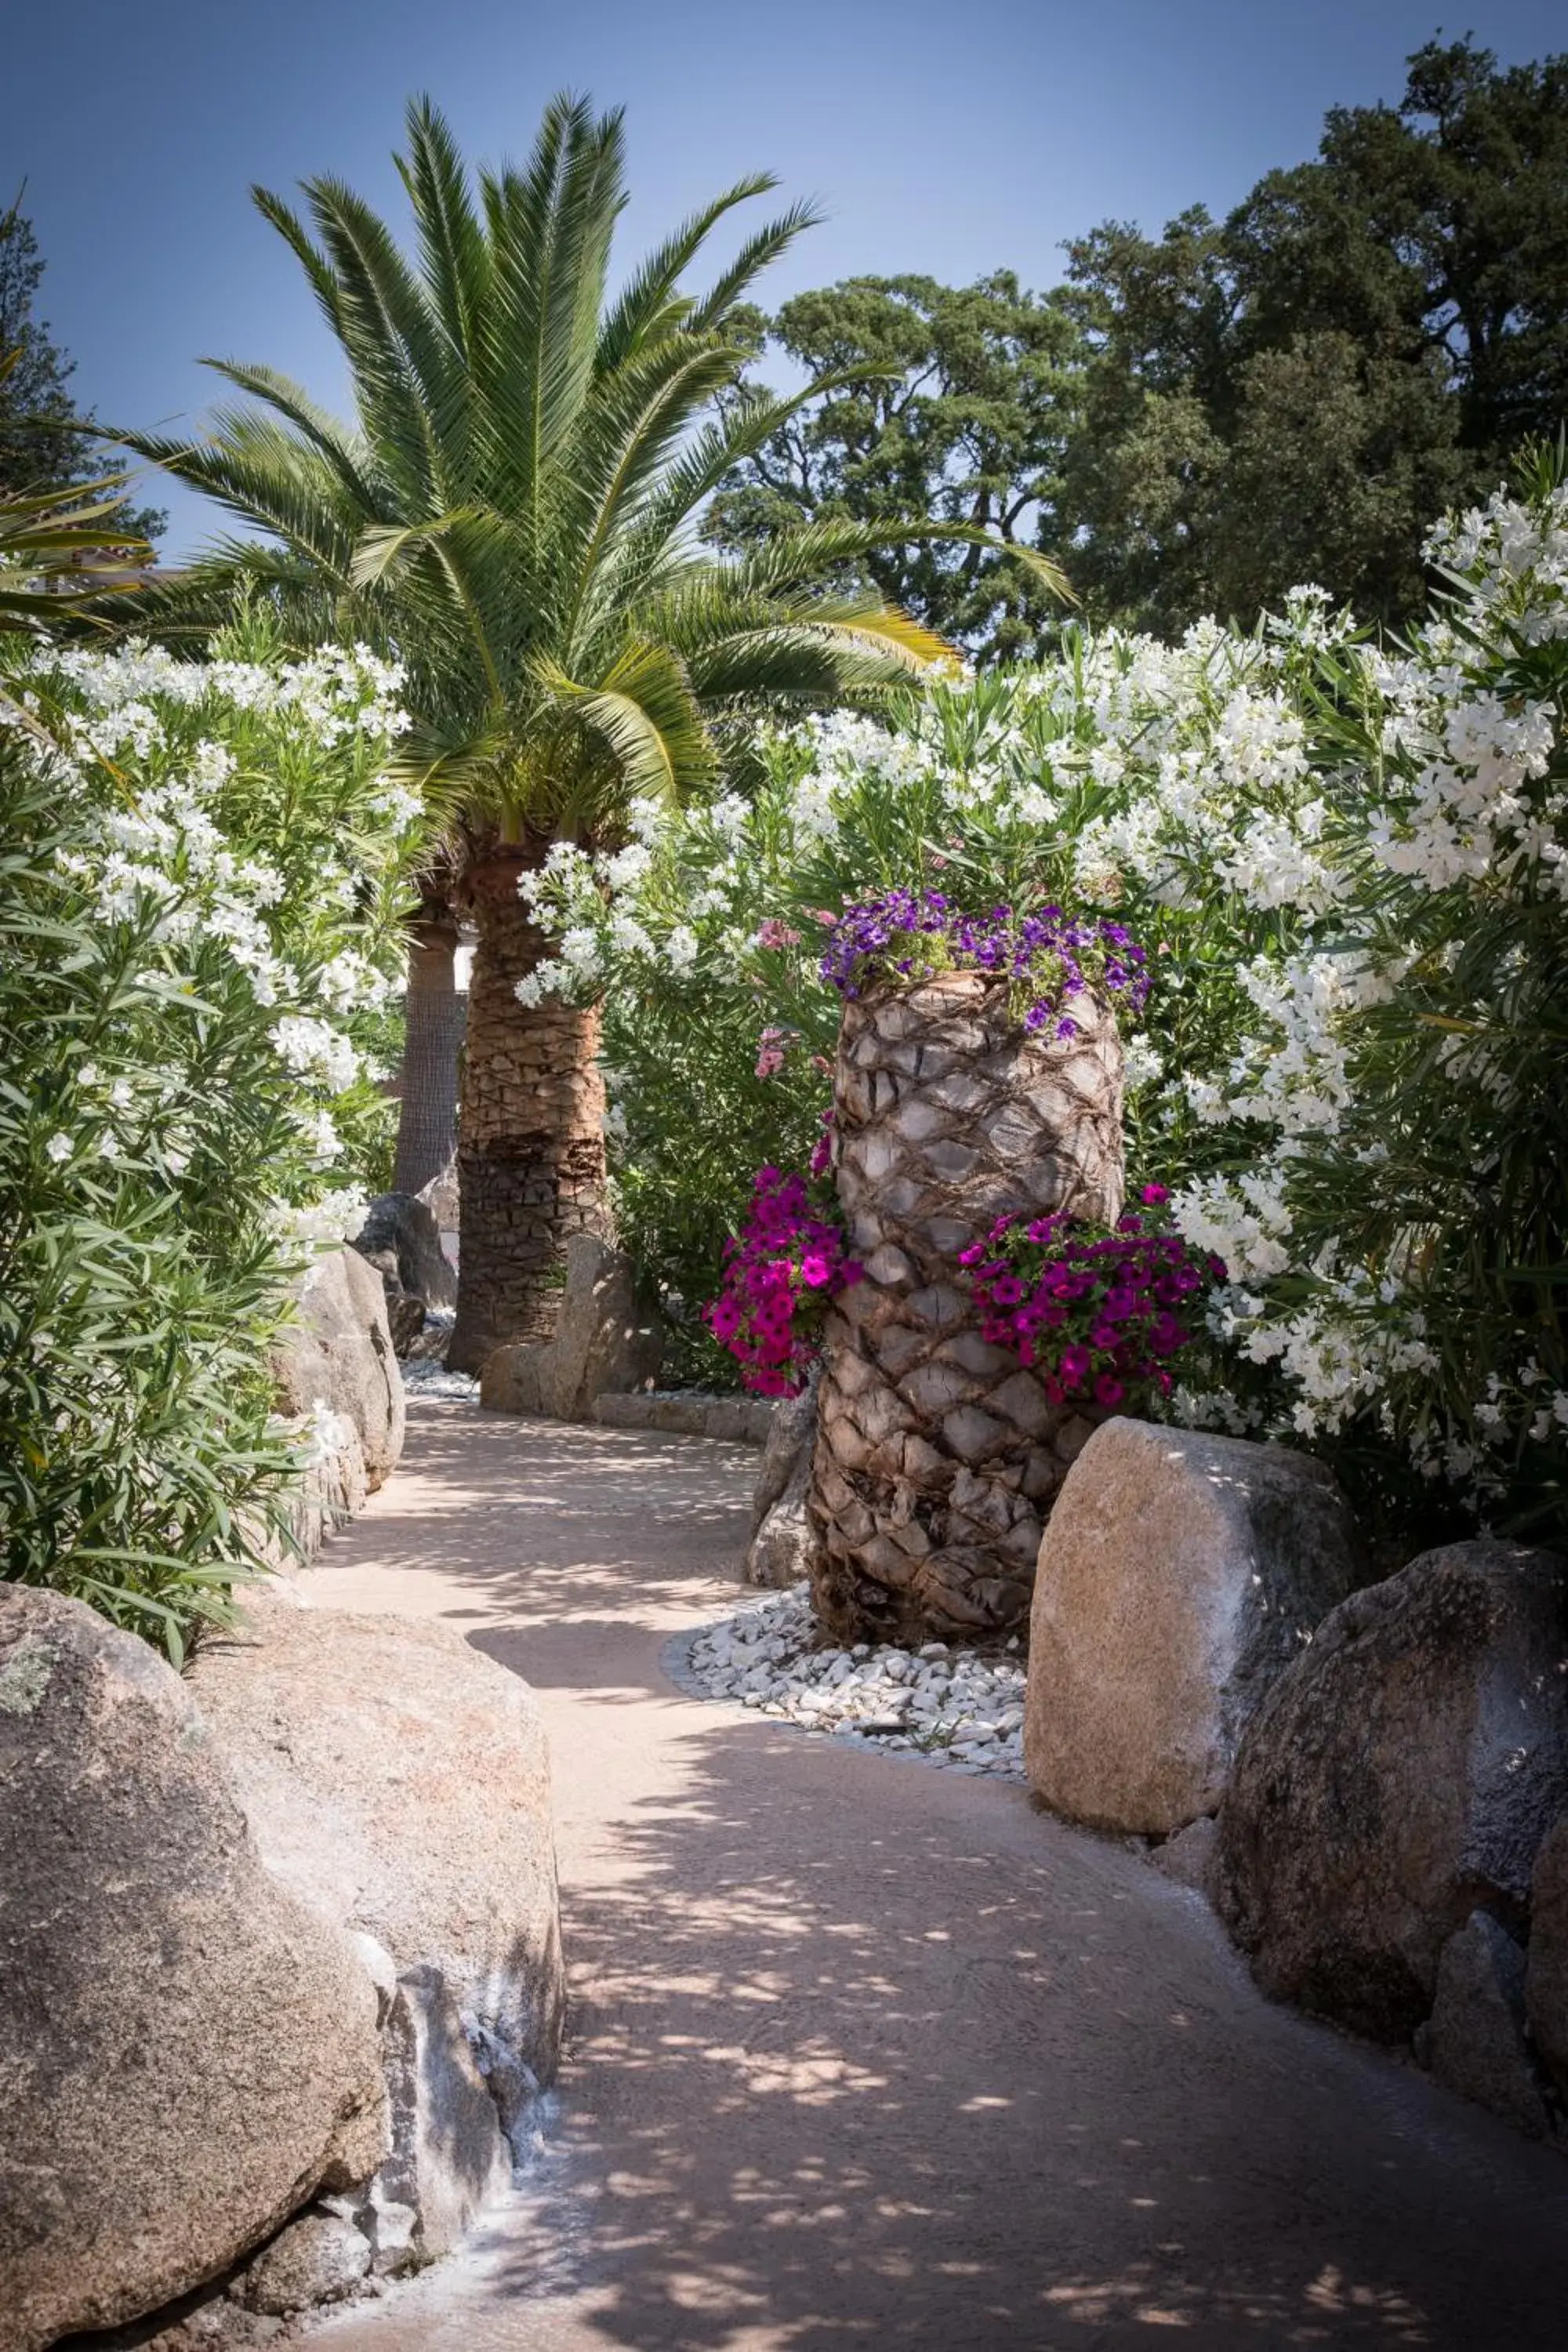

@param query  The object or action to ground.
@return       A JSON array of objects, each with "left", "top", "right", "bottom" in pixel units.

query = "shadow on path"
[{"left": 306, "top": 1408, "right": 1568, "bottom": 2352}]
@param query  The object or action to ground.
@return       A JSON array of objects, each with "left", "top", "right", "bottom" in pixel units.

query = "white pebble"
[{"left": 687, "top": 1585, "right": 1025, "bottom": 1780}]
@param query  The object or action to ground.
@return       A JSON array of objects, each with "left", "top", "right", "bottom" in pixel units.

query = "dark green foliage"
[
  {"left": 606, "top": 984, "right": 824, "bottom": 1390},
  {"left": 1055, "top": 223, "right": 1467, "bottom": 630},
  {"left": 0, "top": 745, "right": 289, "bottom": 1657},
  {"left": 0, "top": 604, "right": 416, "bottom": 1658},
  {"left": 1057, "top": 37, "right": 1568, "bottom": 629}
]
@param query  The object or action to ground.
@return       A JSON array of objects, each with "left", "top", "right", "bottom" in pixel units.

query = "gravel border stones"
[{"left": 683, "top": 1583, "right": 1027, "bottom": 1777}]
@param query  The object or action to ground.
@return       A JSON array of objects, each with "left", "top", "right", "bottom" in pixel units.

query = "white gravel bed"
[
  {"left": 687, "top": 1583, "right": 1027, "bottom": 1778},
  {"left": 402, "top": 1358, "right": 479, "bottom": 1402}
]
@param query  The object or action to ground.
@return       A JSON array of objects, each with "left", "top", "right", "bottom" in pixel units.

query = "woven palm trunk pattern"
[{"left": 808, "top": 970, "right": 1126, "bottom": 1644}]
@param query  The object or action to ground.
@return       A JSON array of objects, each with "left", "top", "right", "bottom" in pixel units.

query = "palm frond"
[
  {"left": 0, "top": 477, "right": 151, "bottom": 630},
  {"left": 596, "top": 172, "right": 780, "bottom": 369},
  {"left": 248, "top": 187, "right": 349, "bottom": 343},
  {"left": 555, "top": 337, "right": 754, "bottom": 652},
  {"left": 720, "top": 520, "right": 1075, "bottom": 604},
  {"left": 688, "top": 197, "right": 824, "bottom": 331},
  {"left": 675, "top": 623, "right": 929, "bottom": 706},
  {"left": 118, "top": 416, "right": 360, "bottom": 580},
  {"left": 397, "top": 97, "right": 490, "bottom": 358},
  {"left": 195, "top": 358, "right": 384, "bottom": 513},
  {"left": 595, "top": 369, "right": 905, "bottom": 612},
  {"left": 348, "top": 510, "right": 481, "bottom": 590},
  {"left": 292, "top": 171, "right": 463, "bottom": 503},
  {"left": 530, "top": 637, "right": 714, "bottom": 807},
  {"left": 478, "top": 94, "right": 624, "bottom": 527}
]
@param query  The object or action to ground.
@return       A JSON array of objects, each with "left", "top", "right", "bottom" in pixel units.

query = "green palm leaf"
[
  {"left": 0, "top": 474, "right": 151, "bottom": 631},
  {"left": 532, "top": 638, "right": 714, "bottom": 811}
]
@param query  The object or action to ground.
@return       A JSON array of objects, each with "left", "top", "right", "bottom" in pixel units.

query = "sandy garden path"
[{"left": 303, "top": 1402, "right": 1568, "bottom": 2351}]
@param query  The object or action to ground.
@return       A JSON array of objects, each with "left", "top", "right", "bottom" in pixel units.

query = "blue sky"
[{"left": 11, "top": 0, "right": 1563, "bottom": 554}]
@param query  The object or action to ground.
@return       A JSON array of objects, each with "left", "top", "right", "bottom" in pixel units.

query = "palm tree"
[{"left": 118, "top": 96, "right": 1067, "bottom": 1369}]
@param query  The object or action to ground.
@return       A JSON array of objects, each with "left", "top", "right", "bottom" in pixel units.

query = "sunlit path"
[{"left": 300, "top": 1403, "right": 1568, "bottom": 2351}]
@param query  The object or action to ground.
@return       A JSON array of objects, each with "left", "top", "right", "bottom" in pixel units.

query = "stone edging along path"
[
  {"left": 413, "top": 1356, "right": 782, "bottom": 1442},
  {"left": 589, "top": 1388, "right": 778, "bottom": 1443}
]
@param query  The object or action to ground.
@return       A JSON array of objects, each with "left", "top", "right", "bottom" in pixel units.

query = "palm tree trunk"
[
  {"left": 392, "top": 901, "right": 465, "bottom": 1197},
  {"left": 808, "top": 971, "right": 1124, "bottom": 1646},
  {"left": 447, "top": 850, "right": 610, "bottom": 1373}
]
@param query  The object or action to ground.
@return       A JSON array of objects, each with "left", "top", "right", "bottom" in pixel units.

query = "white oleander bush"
[
  {"left": 0, "top": 615, "right": 421, "bottom": 1653},
  {"left": 517, "top": 449, "right": 1568, "bottom": 1553}
]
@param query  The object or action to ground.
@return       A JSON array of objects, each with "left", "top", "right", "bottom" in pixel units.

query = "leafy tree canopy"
[
  {"left": 705, "top": 274, "right": 1079, "bottom": 660},
  {"left": 1057, "top": 36, "right": 1568, "bottom": 629}
]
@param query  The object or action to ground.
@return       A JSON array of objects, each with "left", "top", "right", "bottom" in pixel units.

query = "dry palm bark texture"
[
  {"left": 809, "top": 970, "right": 1125, "bottom": 1643},
  {"left": 448, "top": 855, "right": 611, "bottom": 1372}
]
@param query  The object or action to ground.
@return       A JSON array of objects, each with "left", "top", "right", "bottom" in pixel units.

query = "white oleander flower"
[
  {"left": 269, "top": 1014, "right": 359, "bottom": 1093},
  {"left": 604, "top": 843, "right": 653, "bottom": 889}
]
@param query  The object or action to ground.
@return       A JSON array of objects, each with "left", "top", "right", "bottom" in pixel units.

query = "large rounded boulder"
[
  {"left": 481, "top": 1232, "right": 662, "bottom": 1421},
  {"left": 189, "top": 1599, "right": 566, "bottom": 2101},
  {"left": 1216, "top": 1539, "right": 1568, "bottom": 2042},
  {"left": 1025, "top": 1418, "right": 1364, "bottom": 1834},
  {"left": 0, "top": 1588, "right": 387, "bottom": 2350},
  {"left": 1525, "top": 1812, "right": 1568, "bottom": 2103},
  {"left": 351, "top": 1189, "right": 457, "bottom": 1355}
]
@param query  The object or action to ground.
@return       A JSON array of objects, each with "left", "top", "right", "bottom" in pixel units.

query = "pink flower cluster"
[
  {"left": 706, "top": 1166, "right": 863, "bottom": 1396},
  {"left": 755, "top": 1025, "right": 790, "bottom": 1079},
  {"left": 958, "top": 1185, "right": 1221, "bottom": 1410}
]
